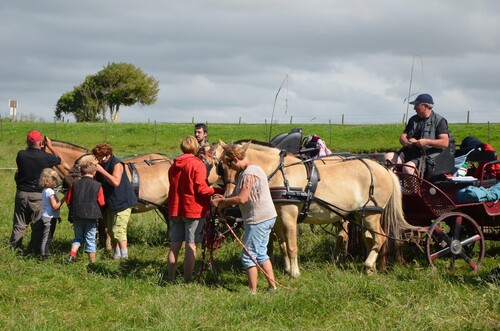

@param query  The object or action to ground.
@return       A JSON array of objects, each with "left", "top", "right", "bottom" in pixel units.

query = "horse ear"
[
  {"left": 241, "top": 140, "right": 251, "bottom": 151},
  {"left": 219, "top": 140, "right": 227, "bottom": 148}
]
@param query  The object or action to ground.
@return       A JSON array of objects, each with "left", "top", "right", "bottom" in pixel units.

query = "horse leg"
[
  {"left": 333, "top": 221, "right": 349, "bottom": 263},
  {"left": 159, "top": 206, "right": 170, "bottom": 240},
  {"left": 267, "top": 230, "right": 277, "bottom": 264},
  {"left": 277, "top": 205, "right": 300, "bottom": 278},
  {"left": 272, "top": 214, "right": 291, "bottom": 274},
  {"left": 362, "top": 214, "right": 386, "bottom": 275},
  {"left": 98, "top": 213, "right": 112, "bottom": 253}
]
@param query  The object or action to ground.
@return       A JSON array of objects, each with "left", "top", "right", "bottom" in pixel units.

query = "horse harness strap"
[
  {"left": 126, "top": 162, "right": 140, "bottom": 198},
  {"left": 268, "top": 151, "right": 320, "bottom": 222},
  {"left": 269, "top": 152, "right": 383, "bottom": 223}
]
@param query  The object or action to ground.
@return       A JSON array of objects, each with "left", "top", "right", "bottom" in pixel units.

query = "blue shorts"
[
  {"left": 169, "top": 216, "right": 205, "bottom": 244},
  {"left": 241, "top": 218, "right": 276, "bottom": 269},
  {"left": 72, "top": 219, "right": 97, "bottom": 253}
]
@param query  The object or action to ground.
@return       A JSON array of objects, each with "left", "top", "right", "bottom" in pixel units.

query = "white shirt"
[{"left": 42, "top": 188, "right": 60, "bottom": 218}]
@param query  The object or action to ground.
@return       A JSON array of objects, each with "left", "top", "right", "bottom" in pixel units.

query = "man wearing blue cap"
[{"left": 384, "top": 93, "right": 449, "bottom": 175}]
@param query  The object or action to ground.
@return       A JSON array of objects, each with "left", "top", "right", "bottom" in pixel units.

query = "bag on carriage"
[
  {"left": 302, "top": 134, "right": 332, "bottom": 158},
  {"left": 456, "top": 182, "right": 500, "bottom": 204},
  {"left": 455, "top": 136, "right": 500, "bottom": 179}
]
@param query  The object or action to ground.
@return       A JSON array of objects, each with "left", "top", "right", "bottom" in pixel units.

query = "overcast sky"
[{"left": 1, "top": 1, "right": 499, "bottom": 125}]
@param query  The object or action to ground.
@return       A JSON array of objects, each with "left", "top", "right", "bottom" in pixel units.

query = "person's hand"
[
  {"left": 407, "top": 138, "right": 417, "bottom": 147},
  {"left": 211, "top": 194, "right": 225, "bottom": 208},
  {"left": 96, "top": 163, "right": 105, "bottom": 174},
  {"left": 45, "top": 137, "right": 53, "bottom": 147}
]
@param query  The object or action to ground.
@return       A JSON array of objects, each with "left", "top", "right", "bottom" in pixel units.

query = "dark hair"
[{"left": 195, "top": 123, "right": 208, "bottom": 133}]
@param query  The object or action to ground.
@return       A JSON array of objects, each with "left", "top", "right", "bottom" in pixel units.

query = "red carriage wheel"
[{"left": 426, "top": 212, "right": 485, "bottom": 272}]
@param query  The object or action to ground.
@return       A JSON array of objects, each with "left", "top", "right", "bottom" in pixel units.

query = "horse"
[
  {"left": 44, "top": 139, "right": 172, "bottom": 249},
  {"left": 214, "top": 140, "right": 419, "bottom": 277}
]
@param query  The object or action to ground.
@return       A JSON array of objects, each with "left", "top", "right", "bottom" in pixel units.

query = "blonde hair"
[
  {"left": 39, "top": 168, "right": 60, "bottom": 188},
  {"left": 180, "top": 136, "right": 199, "bottom": 154},
  {"left": 79, "top": 161, "right": 97, "bottom": 175}
]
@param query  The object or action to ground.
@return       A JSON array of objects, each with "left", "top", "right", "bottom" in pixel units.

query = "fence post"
[
  {"left": 265, "top": 119, "right": 268, "bottom": 141},
  {"left": 239, "top": 117, "right": 241, "bottom": 124},
  {"left": 487, "top": 121, "right": 490, "bottom": 144},
  {"left": 467, "top": 111, "right": 470, "bottom": 124},
  {"left": 341, "top": 114, "right": 344, "bottom": 125},
  {"left": 329, "top": 119, "right": 332, "bottom": 146},
  {"left": 290, "top": 116, "right": 293, "bottom": 124},
  {"left": 53, "top": 117, "right": 57, "bottom": 139},
  {"left": 154, "top": 120, "right": 157, "bottom": 145}
]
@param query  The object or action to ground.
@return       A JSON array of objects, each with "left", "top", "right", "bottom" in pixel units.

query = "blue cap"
[{"left": 409, "top": 93, "right": 434, "bottom": 105}]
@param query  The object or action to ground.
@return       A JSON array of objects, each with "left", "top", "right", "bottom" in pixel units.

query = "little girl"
[{"left": 39, "top": 168, "right": 65, "bottom": 258}]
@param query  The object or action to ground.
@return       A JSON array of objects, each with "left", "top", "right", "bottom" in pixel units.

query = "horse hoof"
[{"left": 364, "top": 267, "right": 377, "bottom": 276}]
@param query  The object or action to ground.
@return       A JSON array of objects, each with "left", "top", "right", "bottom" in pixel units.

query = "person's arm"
[
  {"left": 49, "top": 191, "right": 65, "bottom": 211},
  {"left": 212, "top": 175, "right": 256, "bottom": 208},
  {"left": 415, "top": 133, "right": 449, "bottom": 149},
  {"left": 97, "top": 187, "right": 105, "bottom": 207},
  {"left": 193, "top": 162, "right": 215, "bottom": 196},
  {"left": 66, "top": 187, "right": 73, "bottom": 205},
  {"left": 96, "top": 162, "right": 123, "bottom": 187},
  {"left": 44, "top": 137, "right": 63, "bottom": 160},
  {"left": 399, "top": 132, "right": 411, "bottom": 147}
]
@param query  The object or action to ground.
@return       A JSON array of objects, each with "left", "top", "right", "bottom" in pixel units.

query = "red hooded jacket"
[{"left": 167, "top": 153, "right": 214, "bottom": 219}]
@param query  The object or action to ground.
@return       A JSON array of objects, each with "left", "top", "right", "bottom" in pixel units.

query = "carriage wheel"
[{"left": 426, "top": 212, "right": 485, "bottom": 272}]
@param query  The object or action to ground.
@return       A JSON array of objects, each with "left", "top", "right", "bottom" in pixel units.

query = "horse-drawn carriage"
[
  {"left": 267, "top": 128, "right": 500, "bottom": 273},
  {"left": 389, "top": 143, "right": 500, "bottom": 272}
]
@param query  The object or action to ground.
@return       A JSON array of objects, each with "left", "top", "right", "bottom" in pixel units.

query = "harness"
[
  {"left": 269, "top": 150, "right": 320, "bottom": 222},
  {"left": 268, "top": 151, "right": 383, "bottom": 223}
]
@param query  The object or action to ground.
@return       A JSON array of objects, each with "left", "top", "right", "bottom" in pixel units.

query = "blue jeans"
[
  {"left": 72, "top": 219, "right": 97, "bottom": 253},
  {"left": 241, "top": 218, "right": 276, "bottom": 269}
]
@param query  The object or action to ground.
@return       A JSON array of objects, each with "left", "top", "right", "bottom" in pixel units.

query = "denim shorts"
[
  {"left": 241, "top": 217, "right": 276, "bottom": 269},
  {"left": 169, "top": 216, "right": 205, "bottom": 244},
  {"left": 72, "top": 219, "right": 97, "bottom": 253}
]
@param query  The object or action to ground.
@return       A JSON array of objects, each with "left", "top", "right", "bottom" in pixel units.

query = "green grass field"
[{"left": 0, "top": 121, "right": 499, "bottom": 330}]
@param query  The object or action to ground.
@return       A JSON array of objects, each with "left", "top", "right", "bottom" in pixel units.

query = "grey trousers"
[{"left": 10, "top": 190, "right": 43, "bottom": 251}]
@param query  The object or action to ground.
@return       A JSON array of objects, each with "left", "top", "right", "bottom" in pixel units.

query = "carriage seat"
[
  {"left": 424, "top": 131, "right": 456, "bottom": 181},
  {"left": 269, "top": 128, "right": 303, "bottom": 154}
]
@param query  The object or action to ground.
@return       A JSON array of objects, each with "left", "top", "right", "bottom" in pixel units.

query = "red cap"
[{"left": 27, "top": 130, "right": 44, "bottom": 143}]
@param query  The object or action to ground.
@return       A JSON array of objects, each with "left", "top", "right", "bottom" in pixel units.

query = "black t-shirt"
[{"left": 15, "top": 148, "right": 61, "bottom": 192}]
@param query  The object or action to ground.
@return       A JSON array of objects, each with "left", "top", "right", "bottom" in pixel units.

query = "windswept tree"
[
  {"left": 55, "top": 78, "right": 102, "bottom": 122},
  {"left": 55, "top": 63, "right": 159, "bottom": 122}
]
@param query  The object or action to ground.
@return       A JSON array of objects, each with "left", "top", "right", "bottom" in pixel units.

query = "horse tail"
[{"left": 382, "top": 171, "right": 419, "bottom": 240}]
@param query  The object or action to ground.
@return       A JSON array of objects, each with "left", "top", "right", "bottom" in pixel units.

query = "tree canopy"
[{"left": 55, "top": 62, "right": 159, "bottom": 122}]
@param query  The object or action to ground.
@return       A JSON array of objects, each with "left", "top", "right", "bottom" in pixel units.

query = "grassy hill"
[{"left": 0, "top": 121, "right": 498, "bottom": 330}]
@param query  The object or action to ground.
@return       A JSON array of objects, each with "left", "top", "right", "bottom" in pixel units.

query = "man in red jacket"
[{"left": 167, "top": 136, "right": 215, "bottom": 282}]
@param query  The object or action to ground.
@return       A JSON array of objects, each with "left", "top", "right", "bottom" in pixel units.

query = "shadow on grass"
[{"left": 86, "top": 257, "right": 165, "bottom": 280}]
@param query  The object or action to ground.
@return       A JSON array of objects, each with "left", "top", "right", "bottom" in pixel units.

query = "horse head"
[
  {"left": 62, "top": 154, "right": 99, "bottom": 189},
  {"left": 44, "top": 138, "right": 88, "bottom": 180},
  {"left": 196, "top": 143, "right": 225, "bottom": 186}
]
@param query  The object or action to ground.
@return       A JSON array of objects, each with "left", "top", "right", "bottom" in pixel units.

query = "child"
[
  {"left": 66, "top": 160, "right": 105, "bottom": 264},
  {"left": 38, "top": 168, "right": 66, "bottom": 258}
]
